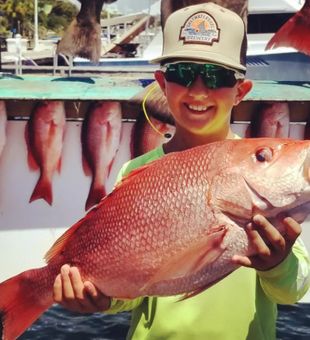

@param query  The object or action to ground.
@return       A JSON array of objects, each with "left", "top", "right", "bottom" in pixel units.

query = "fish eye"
[{"left": 255, "top": 147, "right": 273, "bottom": 162}]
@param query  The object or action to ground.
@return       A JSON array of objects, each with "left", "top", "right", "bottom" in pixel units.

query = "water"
[
  {"left": 20, "top": 305, "right": 130, "bottom": 340},
  {"left": 277, "top": 304, "right": 310, "bottom": 340},
  {"left": 19, "top": 303, "right": 310, "bottom": 339}
]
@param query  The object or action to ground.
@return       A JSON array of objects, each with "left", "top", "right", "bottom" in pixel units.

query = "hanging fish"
[
  {"left": 82, "top": 101, "right": 122, "bottom": 211},
  {"left": 265, "top": 0, "right": 310, "bottom": 56},
  {"left": 0, "top": 101, "right": 7, "bottom": 159},
  {"left": 247, "top": 102, "right": 290, "bottom": 138},
  {"left": 131, "top": 113, "right": 175, "bottom": 158},
  {"left": 57, "top": 0, "right": 117, "bottom": 62},
  {"left": 25, "top": 101, "right": 66, "bottom": 205},
  {"left": 130, "top": 83, "right": 175, "bottom": 158}
]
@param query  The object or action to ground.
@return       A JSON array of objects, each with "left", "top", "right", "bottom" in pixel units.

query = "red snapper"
[
  {"left": 1, "top": 138, "right": 310, "bottom": 340},
  {"left": 266, "top": 0, "right": 310, "bottom": 56},
  {"left": 81, "top": 101, "right": 122, "bottom": 211},
  {"left": 25, "top": 101, "right": 66, "bottom": 205}
]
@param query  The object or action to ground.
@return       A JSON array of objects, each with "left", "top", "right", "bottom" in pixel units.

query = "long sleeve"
[
  {"left": 257, "top": 238, "right": 310, "bottom": 304},
  {"left": 105, "top": 297, "right": 145, "bottom": 314}
]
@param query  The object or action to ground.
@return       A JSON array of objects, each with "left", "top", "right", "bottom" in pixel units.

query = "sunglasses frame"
[{"left": 162, "top": 62, "right": 245, "bottom": 89}]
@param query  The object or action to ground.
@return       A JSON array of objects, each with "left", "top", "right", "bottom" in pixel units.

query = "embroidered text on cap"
[{"left": 180, "top": 11, "right": 220, "bottom": 45}]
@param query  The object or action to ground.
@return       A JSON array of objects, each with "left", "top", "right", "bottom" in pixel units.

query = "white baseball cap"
[{"left": 151, "top": 2, "right": 247, "bottom": 72}]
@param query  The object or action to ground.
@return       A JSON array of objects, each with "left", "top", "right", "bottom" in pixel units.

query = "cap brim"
[{"left": 150, "top": 51, "right": 246, "bottom": 72}]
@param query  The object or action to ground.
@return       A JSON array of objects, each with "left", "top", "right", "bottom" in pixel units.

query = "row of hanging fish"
[
  {"left": 132, "top": 100, "right": 310, "bottom": 158},
  {"left": 0, "top": 100, "right": 122, "bottom": 211},
  {"left": 0, "top": 99, "right": 309, "bottom": 209}
]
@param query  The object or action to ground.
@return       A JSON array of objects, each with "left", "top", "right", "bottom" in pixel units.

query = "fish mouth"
[
  {"left": 243, "top": 178, "right": 273, "bottom": 213},
  {"left": 220, "top": 179, "right": 273, "bottom": 227},
  {"left": 220, "top": 147, "right": 310, "bottom": 227},
  {"left": 221, "top": 174, "right": 310, "bottom": 225},
  {"left": 242, "top": 176, "right": 310, "bottom": 223}
]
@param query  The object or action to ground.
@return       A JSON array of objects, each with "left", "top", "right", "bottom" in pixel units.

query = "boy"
[{"left": 54, "top": 3, "right": 310, "bottom": 339}]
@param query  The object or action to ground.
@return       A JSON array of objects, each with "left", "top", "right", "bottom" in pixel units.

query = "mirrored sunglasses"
[{"left": 162, "top": 62, "right": 245, "bottom": 89}]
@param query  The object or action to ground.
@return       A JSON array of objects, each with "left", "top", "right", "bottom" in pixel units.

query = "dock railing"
[{"left": 0, "top": 11, "right": 159, "bottom": 77}]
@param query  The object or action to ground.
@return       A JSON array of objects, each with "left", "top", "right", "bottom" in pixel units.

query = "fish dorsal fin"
[
  {"left": 44, "top": 200, "right": 106, "bottom": 263},
  {"left": 44, "top": 219, "right": 84, "bottom": 263},
  {"left": 141, "top": 226, "right": 228, "bottom": 293},
  {"left": 45, "top": 161, "right": 157, "bottom": 263}
]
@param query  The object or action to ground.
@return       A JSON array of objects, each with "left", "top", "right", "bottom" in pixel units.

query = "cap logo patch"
[{"left": 180, "top": 11, "right": 220, "bottom": 45}]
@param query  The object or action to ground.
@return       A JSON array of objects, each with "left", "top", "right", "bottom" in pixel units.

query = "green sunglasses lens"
[
  {"left": 164, "top": 63, "right": 240, "bottom": 88},
  {"left": 164, "top": 63, "right": 197, "bottom": 87},
  {"left": 202, "top": 65, "right": 239, "bottom": 88}
]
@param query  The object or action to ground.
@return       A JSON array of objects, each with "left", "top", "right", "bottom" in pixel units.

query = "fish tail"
[
  {"left": 0, "top": 268, "right": 53, "bottom": 340},
  {"left": 85, "top": 182, "right": 106, "bottom": 211},
  {"left": 266, "top": 13, "right": 310, "bottom": 55},
  {"left": 30, "top": 174, "right": 53, "bottom": 205}
]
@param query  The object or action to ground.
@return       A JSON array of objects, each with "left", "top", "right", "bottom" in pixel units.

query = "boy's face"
[{"left": 155, "top": 62, "right": 252, "bottom": 136}]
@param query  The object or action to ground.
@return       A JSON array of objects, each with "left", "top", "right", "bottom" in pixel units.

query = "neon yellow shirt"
[{"left": 107, "top": 145, "right": 310, "bottom": 340}]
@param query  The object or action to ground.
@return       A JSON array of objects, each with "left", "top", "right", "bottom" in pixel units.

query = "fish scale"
[{"left": 2, "top": 138, "right": 310, "bottom": 340}]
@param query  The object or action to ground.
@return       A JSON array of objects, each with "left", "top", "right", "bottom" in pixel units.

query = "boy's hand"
[
  {"left": 232, "top": 214, "right": 301, "bottom": 271},
  {"left": 53, "top": 264, "right": 111, "bottom": 313}
]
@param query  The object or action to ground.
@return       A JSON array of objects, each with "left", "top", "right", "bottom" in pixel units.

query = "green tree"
[
  {"left": 47, "top": 2, "right": 78, "bottom": 35},
  {"left": 0, "top": 0, "right": 77, "bottom": 39}
]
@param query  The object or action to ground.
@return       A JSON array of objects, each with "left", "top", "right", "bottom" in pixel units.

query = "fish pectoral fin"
[
  {"left": 44, "top": 206, "right": 100, "bottom": 262},
  {"left": 27, "top": 149, "right": 39, "bottom": 171},
  {"left": 25, "top": 124, "right": 39, "bottom": 171},
  {"left": 141, "top": 226, "right": 227, "bottom": 292},
  {"left": 82, "top": 155, "right": 92, "bottom": 176}
]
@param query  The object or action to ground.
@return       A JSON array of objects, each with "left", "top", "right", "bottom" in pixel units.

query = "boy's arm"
[{"left": 257, "top": 238, "right": 310, "bottom": 304}]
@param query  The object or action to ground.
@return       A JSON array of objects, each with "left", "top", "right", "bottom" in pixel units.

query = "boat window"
[{"left": 248, "top": 13, "right": 295, "bottom": 33}]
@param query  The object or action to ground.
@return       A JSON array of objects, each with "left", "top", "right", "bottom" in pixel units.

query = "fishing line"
[{"left": 142, "top": 83, "right": 172, "bottom": 139}]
